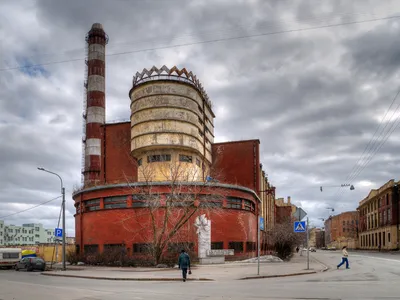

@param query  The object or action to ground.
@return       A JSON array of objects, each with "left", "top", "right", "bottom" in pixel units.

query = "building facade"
[
  {"left": 324, "top": 211, "right": 359, "bottom": 249},
  {"left": 73, "top": 24, "right": 279, "bottom": 260},
  {"left": 358, "top": 179, "right": 399, "bottom": 251},
  {"left": 275, "top": 197, "right": 297, "bottom": 224},
  {"left": 0, "top": 221, "right": 55, "bottom": 246}
]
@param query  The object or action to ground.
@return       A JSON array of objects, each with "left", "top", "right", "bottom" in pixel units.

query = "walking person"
[
  {"left": 337, "top": 246, "right": 350, "bottom": 269},
  {"left": 178, "top": 249, "right": 191, "bottom": 282}
]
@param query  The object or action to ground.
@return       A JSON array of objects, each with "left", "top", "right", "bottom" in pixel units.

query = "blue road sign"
[
  {"left": 294, "top": 221, "right": 306, "bottom": 233},
  {"left": 55, "top": 228, "right": 63, "bottom": 237},
  {"left": 259, "top": 217, "right": 265, "bottom": 231}
]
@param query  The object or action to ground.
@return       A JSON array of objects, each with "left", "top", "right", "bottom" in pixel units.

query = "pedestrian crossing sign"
[{"left": 294, "top": 221, "right": 306, "bottom": 233}]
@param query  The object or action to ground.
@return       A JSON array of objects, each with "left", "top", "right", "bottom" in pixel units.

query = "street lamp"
[
  {"left": 320, "top": 184, "right": 355, "bottom": 192},
  {"left": 38, "top": 167, "right": 66, "bottom": 271}
]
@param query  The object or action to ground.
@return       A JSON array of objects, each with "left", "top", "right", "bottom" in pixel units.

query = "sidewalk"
[{"left": 41, "top": 254, "right": 327, "bottom": 281}]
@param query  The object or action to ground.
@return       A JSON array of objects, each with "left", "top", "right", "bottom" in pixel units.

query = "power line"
[
  {"left": 348, "top": 89, "right": 400, "bottom": 181},
  {"left": 0, "top": 195, "right": 62, "bottom": 219},
  {"left": 1, "top": 14, "right": 399, "bottom": 72},
  {"left": 18, "top": 9, "right": 394, "bottom": 62},
  {"left": 334, "top": 86, "right": 400, "bottom": 202}
]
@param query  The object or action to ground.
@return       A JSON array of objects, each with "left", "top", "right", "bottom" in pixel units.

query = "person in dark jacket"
[{"left": 178, "top": 249, "right": 191, "bottom": 282}]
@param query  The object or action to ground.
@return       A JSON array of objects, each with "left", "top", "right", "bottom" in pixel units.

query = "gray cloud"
[{"left": 1, "top": 0, "right": 400, "bottom": 232}]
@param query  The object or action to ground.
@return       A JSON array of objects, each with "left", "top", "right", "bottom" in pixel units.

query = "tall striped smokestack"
[{"left": 83, "top": 23, "right": 108, "bottom": 185}]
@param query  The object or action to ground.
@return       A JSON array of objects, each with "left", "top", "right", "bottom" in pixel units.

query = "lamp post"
[
  {"left": 38, "top": 167, "right": 66, "bottom": 271},
  {"left": 320, "top": 184, "right": 355, "bottom": 192}
]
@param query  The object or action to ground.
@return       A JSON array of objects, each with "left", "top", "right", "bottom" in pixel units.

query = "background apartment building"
[
  {"left": 324, "top": 211, "right": 359, "bottom": 249},
  {"left": 0, "top": 220, "right": 55, "bottom": 246},
  {"left": 358, "top": 179, "right": 399, "bottom": 251}
]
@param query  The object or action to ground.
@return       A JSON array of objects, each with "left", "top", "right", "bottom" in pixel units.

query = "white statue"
[{"left": 194, "top": 214, "right": 211, "bottom": 259}]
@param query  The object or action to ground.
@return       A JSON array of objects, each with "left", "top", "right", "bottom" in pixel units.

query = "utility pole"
[
  {"left": 62, "top": 186, "right": 66, "bottom": 271},
  {"left": 38, "top": 167, "right": 66, "bottom": 271},
  {"left": 257, "top": 216, "right": 261, "bottom": 275},
  {"left": 306, "top": 217, "right": 310, "bottom": 270}
]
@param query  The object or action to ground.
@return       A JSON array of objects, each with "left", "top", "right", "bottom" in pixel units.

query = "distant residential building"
[
  {"left": 0, "top": 221, "right": 55, "bottom": 246},
  {"left": 316, "top": 229, "right": 325, "bottom": 248},
  {"left": 358, "top": 179, "right": 399, "bottom": 251},
  {"left": 275, "top": 196, "right": 297, "bottom": 224},
  {"left": 324, "top": 211, "right": 359, "bottom": 249},
  {"left": 309, "top": 228, "right": 325, "bottom": 248},
  {"left": 0, "top": 220, "right": 4, "bottom": 245}
]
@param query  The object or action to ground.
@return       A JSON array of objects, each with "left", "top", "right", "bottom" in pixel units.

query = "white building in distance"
[{"left": 0, "top": 220, "right": 55, "bottom": 246}]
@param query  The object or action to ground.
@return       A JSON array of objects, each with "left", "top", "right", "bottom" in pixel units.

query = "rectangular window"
[
  {"left": 226, "top": 197, "right": 242, "bottom": 209},
  {"left": 3, "top": 252, "right": 19, "bottom": 259},
  {"left": 387, "top": 208, "right": 391, "bottom": 223},
  {"left": 243, "top": 200, "right": 255, "bottom": 212},
  {"left": 246, "top": 242, "right": 256, "bottom": 252},
  {"left": 104, "top": 196, "right": 127, "bottom": 209},
  {"left": 383, "top": 232, "right": 386, "bottom": 246},
  {"left": 84, "top": 244, "right": 99, "bottom": 254},
  {"left": 211, "top": 242, "right": 224, "bottom": 250},
  {"left": 386, "top": 194, "right": 389, "bottom": 205},
  {"left": 137, "top": 158, "right": 142, "bottom": 166},
  {"left": 133, "top": 243, "right": 151, "bottom": 253},
  {"left": 132, "top": 194, "right": 151, "bottom": 208},
  {"left": 388, "top": 232, "right": 391, "bottom": 243},
  {"left": 147, "top": 154, "right": 171, "bottom": 163},
  {"left": 228, "top": 242, "right": 243, "bottom": 252},
  {"left": 179, "top": 155, "right": 192, "bottom": 163},
  {"left": 85, "top": 199, "right": 101, "bottom": 212},
  {"left": 196, "top": 158, "right": 201, "bottom": 167}
]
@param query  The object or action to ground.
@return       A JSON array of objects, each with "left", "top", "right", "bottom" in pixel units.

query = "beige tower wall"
[{"left": 130, "top": 81, "right": 214, "bottom": 182}]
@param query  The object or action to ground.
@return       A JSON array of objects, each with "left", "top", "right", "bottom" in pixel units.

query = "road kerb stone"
[
  {"left": 239, "top": 270, "right": 317, "bottom": 280},
  {"left": 310, "top": 256, "right": 330, "bottom": 272},
  {"left": 40, "top": 272, "right": 214, "bottom": 281}
]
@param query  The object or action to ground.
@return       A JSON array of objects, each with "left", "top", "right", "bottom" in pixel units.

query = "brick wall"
[
  {"left": 211, "top": 140, "right": 260, "bottom": 191},
  {"left": 103, "top": 122, "right": 137, "bottom": 184}
]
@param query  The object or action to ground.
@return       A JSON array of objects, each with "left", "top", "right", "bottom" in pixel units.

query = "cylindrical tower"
[
  {"left": 129, "top": 66, "right": 215, "bottom": 182},
  {"left": 83, "top": 23, "right": 108, "bottom": 186}
]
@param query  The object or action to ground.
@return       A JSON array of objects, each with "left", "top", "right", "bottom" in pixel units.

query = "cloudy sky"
[{"left": 1, "top": 0, "right": 400, "bottom": 234}]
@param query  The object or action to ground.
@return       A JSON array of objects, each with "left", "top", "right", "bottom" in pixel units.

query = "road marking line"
[{"left": 351, "top": 255, "right": 400, "bottom": 263}]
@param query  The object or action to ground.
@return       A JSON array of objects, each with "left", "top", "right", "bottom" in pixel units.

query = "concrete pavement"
[
  {"left": 40, "top": 254, "right": 326, "bottom": 281},
  {"left": 1, "top": 251, "right": 400, "bottom": 299}
]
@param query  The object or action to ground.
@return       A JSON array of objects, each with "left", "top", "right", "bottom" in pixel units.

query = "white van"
[{"left": 0, "top": 248, "right": 22, "bottom": 268}]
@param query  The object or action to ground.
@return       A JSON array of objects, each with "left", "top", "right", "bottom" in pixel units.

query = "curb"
[
  {"left": 40, "top": 272, "right": 214, "bottom": 281},
  {"left": 239, "top": 270, "right": 317, "bottom": 280},
  {"left": 310, "top": 256, "right": 330, "bottom": 272}
]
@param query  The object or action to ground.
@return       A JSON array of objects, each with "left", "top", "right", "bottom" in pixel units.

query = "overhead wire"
[
  {"left": 18, "top": 8, "right": 395, "bottom": 62},
  {"left": 0, "top": 195, "right": 62, "bottom": 219},
  {"left": 333, "top": 87, "right": 400, "bottom": 203},
  {"left": 1, "top": 14, "right": 400, "bottom": 72}
]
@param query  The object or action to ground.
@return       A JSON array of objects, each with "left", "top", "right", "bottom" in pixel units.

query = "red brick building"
[
  {"left": 73, "top": 24, "right": 277, "bottom": 260},
  {"left": 324, "top": 211, "right": 359, "bottom": 249}
]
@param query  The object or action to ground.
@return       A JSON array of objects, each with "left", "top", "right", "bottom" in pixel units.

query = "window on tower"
[
  {"left": 179, "top": 155, "right": 192, "bottom": 163},
  {"left": 147, "top": 154, "right": 171, "bottom": 163}
]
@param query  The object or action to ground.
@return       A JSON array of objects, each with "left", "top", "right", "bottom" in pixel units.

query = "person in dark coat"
[{"left": 178, "top": 249, "right": 191, "bottom": 282}]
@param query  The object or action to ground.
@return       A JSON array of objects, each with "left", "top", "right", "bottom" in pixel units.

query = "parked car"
[
  {"left": 309, "top": 247, "right": 316, "bottom": 252},
  {"left": 15, "top": 257, "right": 46, "bottom": 272}
]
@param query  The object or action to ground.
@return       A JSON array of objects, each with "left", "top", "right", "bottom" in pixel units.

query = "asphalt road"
[{"left": 1, "top": 251, "right": 400, "bottom": 300}]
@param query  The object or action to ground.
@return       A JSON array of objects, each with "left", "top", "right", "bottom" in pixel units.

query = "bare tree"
[
  {"left": 269, "top": 222, "right": 305, "bottom": 260},
  {"left": 119, "top": 153, "right": 228, "bottom": 265}
]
